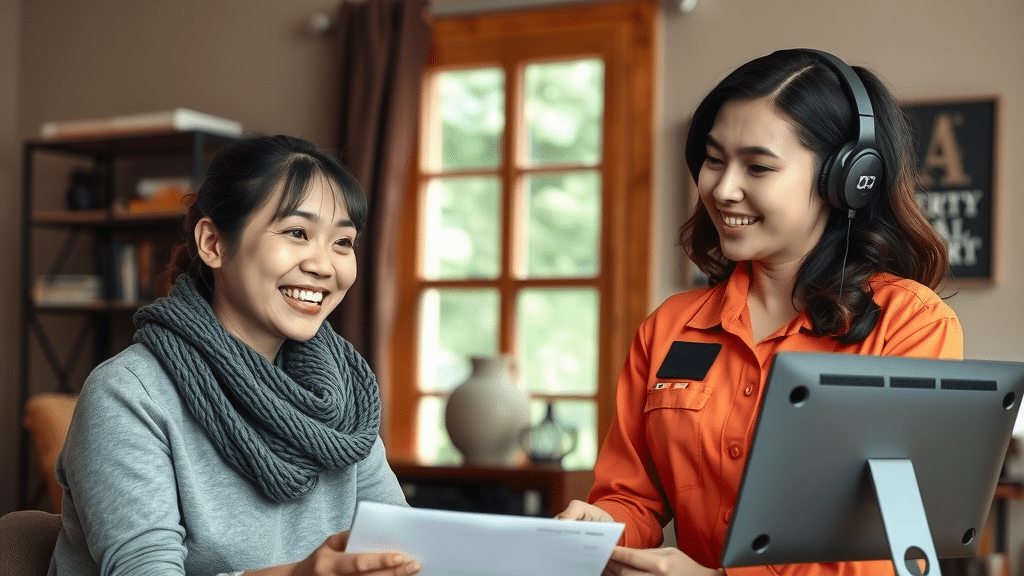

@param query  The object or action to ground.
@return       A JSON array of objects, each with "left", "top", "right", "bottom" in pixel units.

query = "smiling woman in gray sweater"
[{"left": 51, "top": 135, "right": 420, "bottom": 576}]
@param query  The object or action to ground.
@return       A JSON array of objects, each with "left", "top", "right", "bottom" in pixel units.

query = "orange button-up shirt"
[{"left": 590, "top": 263, "right": 963, "bottom": 576}]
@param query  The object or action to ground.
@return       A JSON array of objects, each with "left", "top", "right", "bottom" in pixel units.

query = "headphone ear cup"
[{"left": 822, "top": 142, "right": 885, "bottom": 211}]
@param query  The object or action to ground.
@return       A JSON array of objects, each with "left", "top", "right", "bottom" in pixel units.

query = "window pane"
[
  {"left": 524, "top": 171, "right": 601, "bottom": 278},
  {"left": 524, "top": 59, "right": 604, "bottom": 165},
  {"left": 525, "top": 398, "right": 597, "bottom": 470},
  {"left": 418, "top": 288, "right": 500, "bottom": 393},
  {"left": 436, "top": 68, "right": 505, "bottom": 170},
  {"left": 516, "top": 288, "right": 598, "bottom": 395},
  {"left": 416, "top": 396, "right": 461, "bottom": 465},
  {"left": 422, "top": 176, "right": 501, "bottom": 280}
]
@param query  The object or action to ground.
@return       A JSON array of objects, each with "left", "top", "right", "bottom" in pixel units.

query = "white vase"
[{"left": 444, "top": 355, "right": 530, "bottom": 467}]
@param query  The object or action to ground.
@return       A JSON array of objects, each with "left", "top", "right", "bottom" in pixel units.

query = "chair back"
[{"left": 0, "top": 510, "right": 62, "bottom": 576}]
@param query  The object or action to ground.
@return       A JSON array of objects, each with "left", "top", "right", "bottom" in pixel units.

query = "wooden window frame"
[{"left": 388, "top": 0, "right": 656, "bottom": 461}]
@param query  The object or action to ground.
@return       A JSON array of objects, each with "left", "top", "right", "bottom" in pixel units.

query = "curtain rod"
[
  {"left": 428, "top": 0, "right": 696, "bottom": 17},
  {"left": 310, "top": 0, "right": 690, "bottom": 34},
  {"left": 428, "top": 0, "right": 601, "bottom": 17},
  {"left": 309, "top": 0, "right": 600, "bottom": 34}
]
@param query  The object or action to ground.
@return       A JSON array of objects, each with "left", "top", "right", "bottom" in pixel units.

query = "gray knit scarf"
[{"left": 133, "top": 275, "right": 381, "bottom": 502}]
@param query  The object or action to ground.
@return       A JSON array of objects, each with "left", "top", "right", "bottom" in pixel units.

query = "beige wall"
[
  {"left": 15, "top": 1, "right": 341, "bottom": 145},
  {"left": 4, "top": 0, "right": 1023, "bottom": 565}
]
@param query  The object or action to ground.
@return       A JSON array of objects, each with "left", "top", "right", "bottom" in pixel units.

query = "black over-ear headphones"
[{"left": 801, "top": 49, "right": 886, "bottom": 212}]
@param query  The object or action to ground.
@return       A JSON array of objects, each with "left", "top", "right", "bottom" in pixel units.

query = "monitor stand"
[{"left": 868, "top": 459, "right": 943, "bottom": 576}]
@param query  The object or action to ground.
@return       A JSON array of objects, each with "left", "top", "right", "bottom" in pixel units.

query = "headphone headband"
[
  {"left": 801, "top": 49, "right": 875, "bottom": 129},
  {"left": 798, "top": 49, "right": 885, "bottom": 211}
]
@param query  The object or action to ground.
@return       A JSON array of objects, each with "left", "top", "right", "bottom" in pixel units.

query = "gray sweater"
[{"left": 51, "top": 343, "right": 408, "bottom": 576}]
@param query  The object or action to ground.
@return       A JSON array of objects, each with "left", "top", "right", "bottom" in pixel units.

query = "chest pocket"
[
  {"left": 644, "top": 382, "right": 712, "bottom": 412},
  {"left": 643, "top": 381, "right": 714, "bottom": 491}
]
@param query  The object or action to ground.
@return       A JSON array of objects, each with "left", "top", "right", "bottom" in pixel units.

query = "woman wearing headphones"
[{"left": 557, "top": 49, "right": 962, "bottom": 576}]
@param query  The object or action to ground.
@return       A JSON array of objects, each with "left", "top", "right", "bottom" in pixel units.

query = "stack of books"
[{"left": 32, "top": 275, "right": 103, "bottom": 306}]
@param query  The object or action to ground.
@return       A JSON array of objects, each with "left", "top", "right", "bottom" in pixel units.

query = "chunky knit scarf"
[{"left": 133, "top": 275, "right": 381, "bottom": 502}]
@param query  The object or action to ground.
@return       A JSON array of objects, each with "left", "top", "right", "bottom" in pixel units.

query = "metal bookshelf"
[{"left": 17, "top": 130, "right": 236, "bottom": 509}]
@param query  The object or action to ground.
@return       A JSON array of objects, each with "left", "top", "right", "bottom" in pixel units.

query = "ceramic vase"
[{"left": 444, "top": 355, "right": 530, "bottom": 467}]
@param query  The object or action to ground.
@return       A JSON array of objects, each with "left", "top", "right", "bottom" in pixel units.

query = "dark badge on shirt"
[{"left": 655, "top": 341, "right": 722, "bottom": 381}]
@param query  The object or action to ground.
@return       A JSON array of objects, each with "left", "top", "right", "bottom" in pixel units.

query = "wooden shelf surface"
[
  {"left": 388, "top": 460, "right": 594, "bottom": 517},
  {"left": 25, "top": 130, "right": 236, "bottom": 157},
  {"left": 994, "top": 481, "right": 1024, "bottom": 500},
  {"left": 32, "top": 300, "right": 147, "bottom": 313}
]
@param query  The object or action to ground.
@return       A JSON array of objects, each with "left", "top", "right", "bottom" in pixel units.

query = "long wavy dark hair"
[
  {"left": 165, "top": 134, "right": 368, "bottom": 301},
  {"left": 680, "top": 49, "right": 948, "bottom": 344}
]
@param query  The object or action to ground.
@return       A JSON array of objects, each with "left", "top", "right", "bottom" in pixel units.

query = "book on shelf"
[
  {"left": 39, "top": 108, "right": 243, "bottom": 140},
  {"left": 135, "top": 240, "right": 170, "bottom": 301},
  {"left": 59, "top": 239, "right": 168, "bottom": 306},
  {"left": 32, "top": 275, "right": 103, "bottom": 306},
  {"left": 96, "top": 240, "right": 139, "bottom": 303}
]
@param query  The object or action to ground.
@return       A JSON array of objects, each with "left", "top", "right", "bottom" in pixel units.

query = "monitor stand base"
[{"left": 868, "top": 458, "right": 943, "bottom": 576}]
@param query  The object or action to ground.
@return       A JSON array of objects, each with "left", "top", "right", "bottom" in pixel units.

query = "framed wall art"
[{"left": 903, "top": 97, "right": 998, "bottom": 284}]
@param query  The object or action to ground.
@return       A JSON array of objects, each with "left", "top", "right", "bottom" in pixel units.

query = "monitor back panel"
[{"left": 721, "top": 352, "right": 1024, "bottom": 568}]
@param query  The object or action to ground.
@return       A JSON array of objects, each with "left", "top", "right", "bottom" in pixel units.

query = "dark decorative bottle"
[{"left": 519, "top": 401, "right": 578, "bottom": 467}]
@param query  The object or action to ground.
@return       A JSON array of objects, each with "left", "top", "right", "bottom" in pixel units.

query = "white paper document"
[{"left": 347, "top": 501, "right": 624, "bottom": 576}]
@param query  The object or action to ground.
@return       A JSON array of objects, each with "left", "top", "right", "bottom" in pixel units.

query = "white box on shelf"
[{"left": 40, "top": 108, "right": 243, "bottom": 140}]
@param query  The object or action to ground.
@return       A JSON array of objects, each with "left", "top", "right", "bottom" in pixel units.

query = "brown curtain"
[{"left": 331, "top": 0, "right": 430, "bottom": 435}]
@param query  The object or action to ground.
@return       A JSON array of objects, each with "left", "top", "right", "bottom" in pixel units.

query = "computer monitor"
[{"left": 721, "top": 352, "right": 1024, "bottom": 576}]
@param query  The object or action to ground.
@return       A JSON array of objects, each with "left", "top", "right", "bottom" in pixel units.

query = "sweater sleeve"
[
  {"left": 356, "top": 436, "right": 409, "bottom": 508},
  {"left": 55, "top": 356, "right": 188, "bottom": 576}
]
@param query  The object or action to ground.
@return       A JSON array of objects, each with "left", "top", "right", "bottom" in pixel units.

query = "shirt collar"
[
  {"left": 688, "top": 263, "right": 749, "bottom": 331},
  {"left": 687, "top": 262, "right": 816, "bottom": 337}
]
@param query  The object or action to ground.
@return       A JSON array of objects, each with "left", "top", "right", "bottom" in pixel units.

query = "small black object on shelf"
[
  {"left": 65, "top": 169, "right": 100, "bottom": 210},
  {"left": 520, "top": 401, "right": 578, "bottom": 467}
]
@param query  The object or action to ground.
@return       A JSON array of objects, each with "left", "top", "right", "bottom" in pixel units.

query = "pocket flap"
[{"left": 644, "top": 384, "right": 711, "bottom": 412}]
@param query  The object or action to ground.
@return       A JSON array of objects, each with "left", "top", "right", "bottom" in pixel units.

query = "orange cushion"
[{"left": 22, "top": 393, "right": 78, "bottom": 513}]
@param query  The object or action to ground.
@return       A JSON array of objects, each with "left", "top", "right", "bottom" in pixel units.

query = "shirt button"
[
  {"left": 729, "top": 445, "right": 742, "bottom": 459},
  {"left": 725, "top": 508, "right": 733, "bottom": 524},
  {"left": 744, "top": 386, "right": 753, "bottom": 396}
]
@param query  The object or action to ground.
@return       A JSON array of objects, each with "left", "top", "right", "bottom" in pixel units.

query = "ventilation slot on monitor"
[
  {"left": 890, "top": 377, "right": 937, "bottom": 389},
  {"left": 820, "top": 374, "right": 884, "bottom": 387},
  {"left": 941, "top": 379, "right": 997, "bottom": 391}
]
